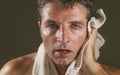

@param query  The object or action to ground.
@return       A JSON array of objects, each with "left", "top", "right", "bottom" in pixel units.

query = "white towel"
[{"left": 32, "top": 9, "right": 106, "bottom": 75}]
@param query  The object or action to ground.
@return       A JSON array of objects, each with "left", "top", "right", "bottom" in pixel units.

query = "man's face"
[{"left": 40, "top": 3, "right": 88, "bottom": 65}]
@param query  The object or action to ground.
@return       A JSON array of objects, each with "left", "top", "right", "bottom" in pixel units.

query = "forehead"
[{"left": 41, "top": 3, "right": 88, "bottom": 23}]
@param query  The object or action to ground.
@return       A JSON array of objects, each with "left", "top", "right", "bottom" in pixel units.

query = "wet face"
[{"left": 39, "top": 3, "right": 88, "bottom": 65}]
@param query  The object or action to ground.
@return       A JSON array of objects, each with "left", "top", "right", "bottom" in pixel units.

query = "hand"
[
  {"left": 81, "top": 9, "right": 109, "bottom": 75},
  {"left": 82, "top": 8, "right": 106, "bottom": 65},
  {"left": 81, "top": 28, "right": 98, "bottom": 73},
  {"left": 81, "top": 28, "right": 110, "bottom": 75},
  {"left": 82, "top": 8, "right": 106, "bottom": 66},
  {"left": 83, "top": 28, "right": 98, "bottom": 64}
]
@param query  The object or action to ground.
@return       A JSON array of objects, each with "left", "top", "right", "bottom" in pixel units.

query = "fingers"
[
  {"left": 89, "top": 28, "right": 98, "bottom": 46},
  {"left": 85, "top": 28, "right": 98, "bottom": 61}
]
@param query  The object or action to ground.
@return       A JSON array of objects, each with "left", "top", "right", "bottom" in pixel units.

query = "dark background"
[{"left": 0, "top": 0, "right": 120, "bottom": 69}]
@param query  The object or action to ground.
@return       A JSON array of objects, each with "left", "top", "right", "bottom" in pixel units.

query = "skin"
[
  {"left": 40, "top": 3, "right": 88, "bottom": 73},
  {"left": 0, "top": 2, "right": 120, "bottom": 75}
]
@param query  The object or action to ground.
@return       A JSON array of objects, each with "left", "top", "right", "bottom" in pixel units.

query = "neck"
[{"left": 54, "top": 63, "right": 69, "bottom": 75}]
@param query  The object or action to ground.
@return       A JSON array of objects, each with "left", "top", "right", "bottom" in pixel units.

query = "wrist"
[{"left": 82, "top": 62, "right": 109, "bottom": 75}]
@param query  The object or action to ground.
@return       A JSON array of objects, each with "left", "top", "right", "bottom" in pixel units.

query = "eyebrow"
[
  {"left": 69, "top": 21, "right": 85, "bottom": 26},
  {"left": 46, "top": 20, "right": 58, "bottom": 24},
  {"left": 46, "top": 20, "right": 85, "bottom": 26}
]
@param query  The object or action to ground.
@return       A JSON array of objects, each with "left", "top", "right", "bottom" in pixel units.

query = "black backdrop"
[{"left": 0, "top": 0, "right": 120, "bottom": 68}]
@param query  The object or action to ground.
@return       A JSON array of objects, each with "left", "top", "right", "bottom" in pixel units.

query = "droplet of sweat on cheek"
[{"left": 43, "top": 28, "right": 50, "bottom": 36}]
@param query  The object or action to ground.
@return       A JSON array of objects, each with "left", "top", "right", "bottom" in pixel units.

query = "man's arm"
[{"left": 82, "top": 61, "right": 120, "bottom": 75}]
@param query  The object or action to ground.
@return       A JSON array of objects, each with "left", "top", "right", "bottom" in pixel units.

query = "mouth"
[{"left": 54, "top": 49, "right": 72, "bottom": 57}]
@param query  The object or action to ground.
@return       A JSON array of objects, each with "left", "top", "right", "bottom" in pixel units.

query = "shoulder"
[{"left": 0, "top": 52, "right": 37, "bottom": 75}]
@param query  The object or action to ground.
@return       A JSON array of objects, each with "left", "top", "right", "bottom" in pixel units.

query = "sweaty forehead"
[{"left": 41, "top": 3, "right": 88, "bottom": 23}]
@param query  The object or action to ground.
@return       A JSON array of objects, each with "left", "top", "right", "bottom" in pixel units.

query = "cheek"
[
  {"left": 72, "top": 29, "right": 87, "bottom": 41},
  {"left": 71, "top": 29, "right": 87, "bottom": 48},
  {"left": 41, "top": 28, "right": 56, "bottom": 45},
  {"left": 41, "top": 28, "right": 50, "bottom": 44},
  {"left": 41, "top": 28, "right": 54, "bottom": 53}
]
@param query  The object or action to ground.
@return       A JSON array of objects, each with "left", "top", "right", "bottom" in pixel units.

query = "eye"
[
  {"left": 47, "top": 23, "right": 59, "bottom": 29},
  {"left": 71, "top": 24, "right": 81, "bottom": 29}
]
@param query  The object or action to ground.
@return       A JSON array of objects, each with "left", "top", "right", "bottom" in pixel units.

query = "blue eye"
[{"left": 71, "top": 24, "right": 81, "bottom": 29}]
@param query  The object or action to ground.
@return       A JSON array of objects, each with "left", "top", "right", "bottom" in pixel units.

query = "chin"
[{"left": 54, "top": 58, "right": 72, "bottom": 65}]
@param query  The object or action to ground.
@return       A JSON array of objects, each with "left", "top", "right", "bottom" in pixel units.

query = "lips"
[{"left": 54, "top": 49, "right": 72, "bottom": 57}]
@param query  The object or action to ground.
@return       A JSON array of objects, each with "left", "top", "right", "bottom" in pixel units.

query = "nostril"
[
  {"left": 56, "top": 34, "right": 70, "bottom": 43},
  {"left": 57, "top": 38, "right": 70, "bottom": 44},
  {"left": 57, "top": 38, "right": 61, "bottom": 42},
  {"left": 66, "top": 40, "right": 69, "bottom": 42}
]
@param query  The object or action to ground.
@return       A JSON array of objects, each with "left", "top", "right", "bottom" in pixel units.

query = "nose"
[{"left": 55, "top": 26, "right": 70, "bottom": 43}]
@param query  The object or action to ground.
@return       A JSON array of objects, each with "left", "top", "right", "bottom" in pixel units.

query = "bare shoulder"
[
  {"left": 0, "top": 52, "right": 37, "bottom": 75},
  {"left": 102, "top": 64, "right": 120, "bottom": 75}
]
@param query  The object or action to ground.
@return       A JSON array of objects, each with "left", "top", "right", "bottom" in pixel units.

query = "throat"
[{"left": 54, "top": 63, "right": 69, "bottom": 75}]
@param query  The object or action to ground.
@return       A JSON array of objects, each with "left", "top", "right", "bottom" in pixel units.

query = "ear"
[{"left": 38, "top": 21, "right": 41, "bottom": 28}]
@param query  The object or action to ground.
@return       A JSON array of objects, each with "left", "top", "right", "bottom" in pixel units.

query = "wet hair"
[{"left": 37, "top": 0, "right": 95, "bottom": 21}]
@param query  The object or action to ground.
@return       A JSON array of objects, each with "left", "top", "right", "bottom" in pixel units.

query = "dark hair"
[{"left": 37, "top": 0, "right": 95, "bottom": 21}]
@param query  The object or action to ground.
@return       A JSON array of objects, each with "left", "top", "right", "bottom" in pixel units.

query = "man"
[{"left": 0, "top": 0, "right": 120, "bottom": 75}]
